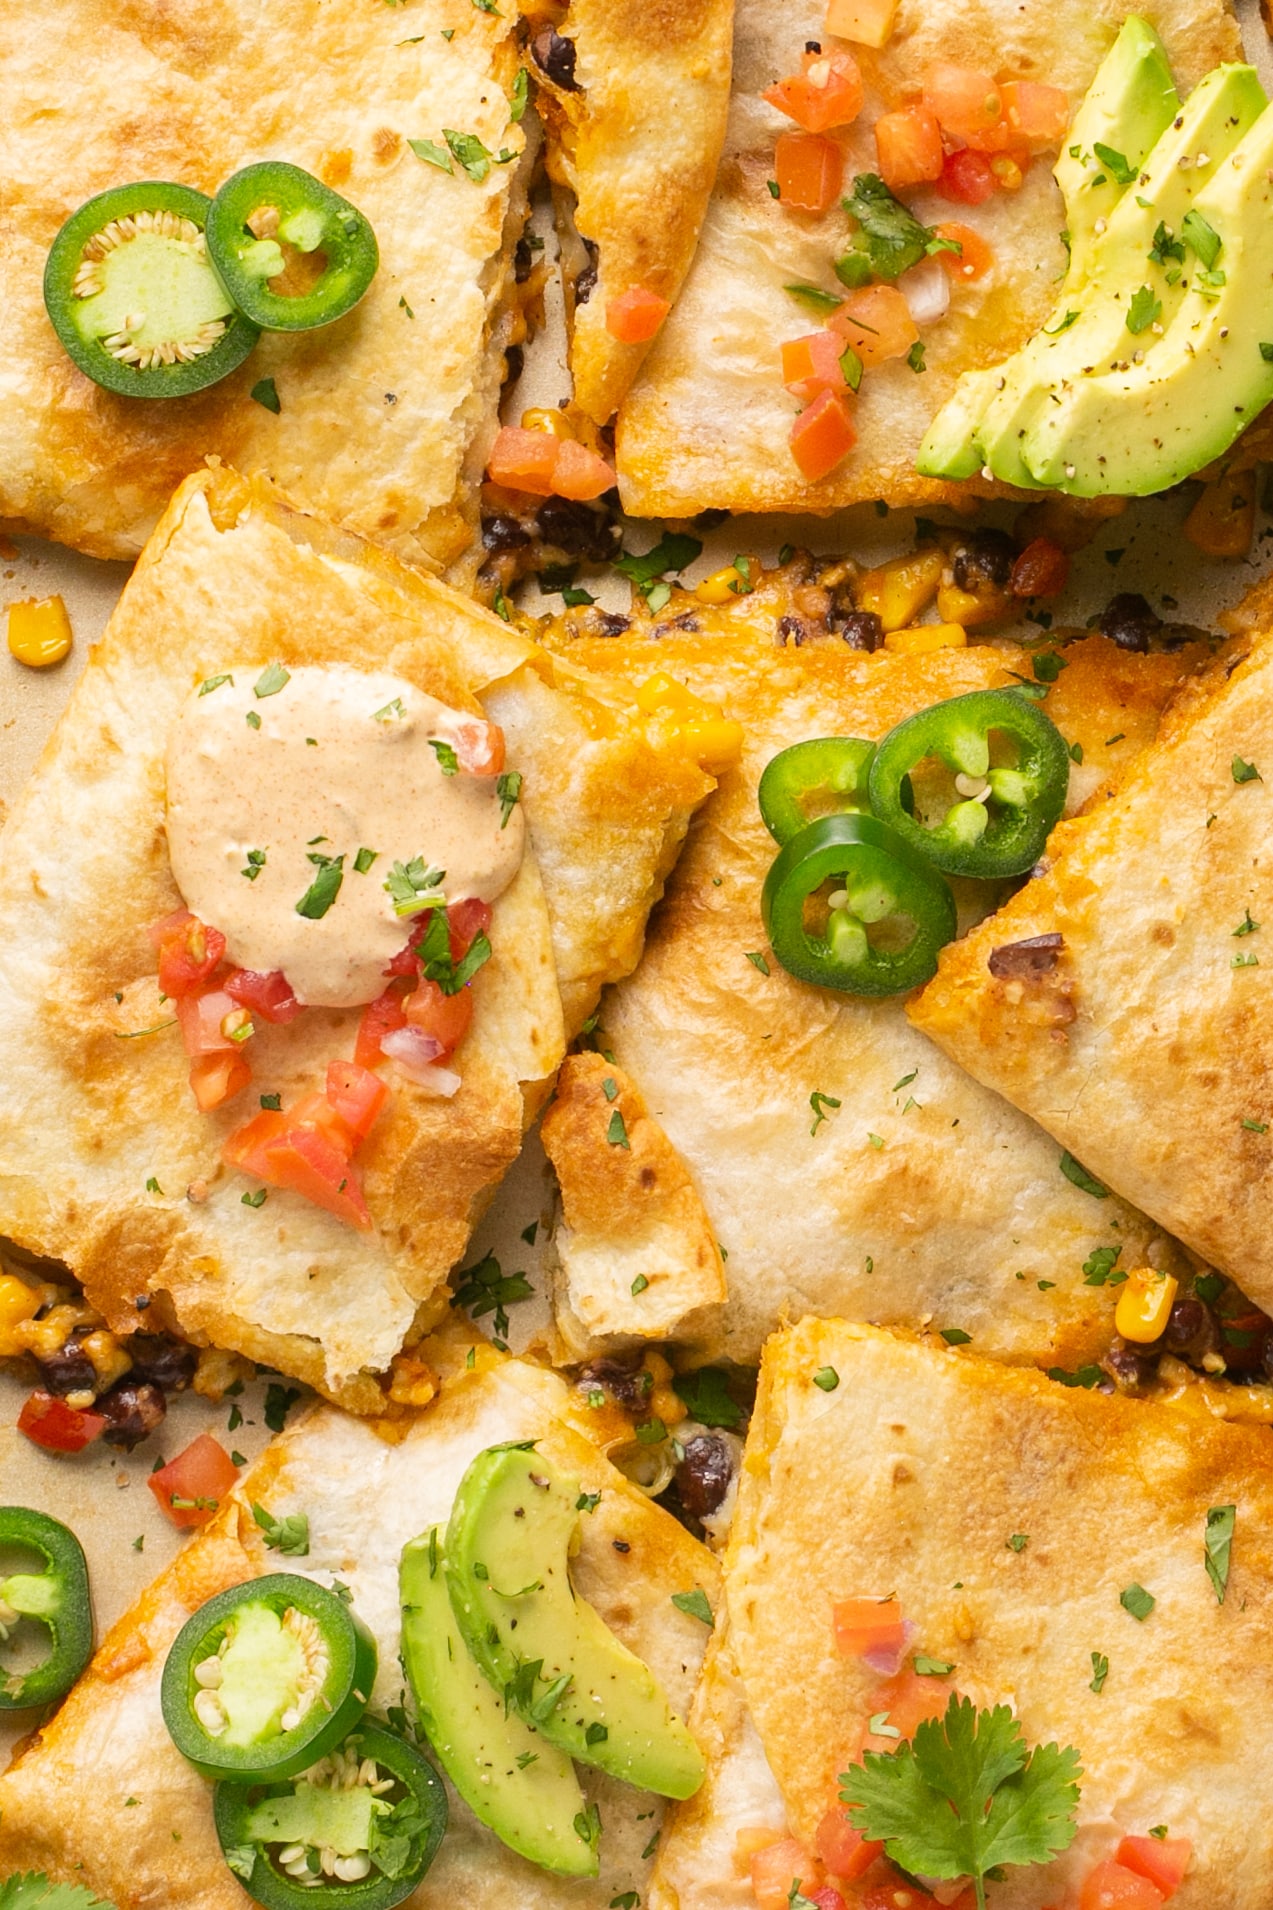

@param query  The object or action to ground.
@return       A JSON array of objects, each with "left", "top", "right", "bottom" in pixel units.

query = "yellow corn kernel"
[
  {"left": 1183, "top": 471, "right": 1256, "bottom": 559},
  {"left": 679, "top": 714, "right": 745, "bottom": 774},
  {"left": 0, "top": 1274, "right": 42, "bottom": 1357},
  {"left": 79, "top": 1327, "right": 133, "bottom": 1392},
  {"left": 1115, "top": 1268, "right": 1179, "bottom": 1344},
  {"left": 8, "top": 594, "right": 73, "bottom": 668},
  {"left": 990, "top": 154, "right": 1023, "bottom": 190},
  {"left": 635, "top": 671, "right": 697, "bottom": 716},
  {"left": 855, "top": 550, "right": 944, "bottom": 632},
  {"left": 387, "top": 1350, "right": 439, "bottom": 1409},
  {"left": 520, "top": 405, "right": 574, "bottom": 439},
  {"left": 12, "top": 1300, "right": 98, "bottom": 1361},
  {"left": 635, "top": 674, "right": 743, "bottom": 771},
  {"left": 695, "top": 565, "right": 749, "bottom": 606},
  {"left": 884, "top": 622, "right": 968, "bottom": 655},
  {"left": 936, "top": 578, "right": 1012, "bottom": 629},
  {"left": 643, "top": 1349, "right": 685, "bottom": 1428}
]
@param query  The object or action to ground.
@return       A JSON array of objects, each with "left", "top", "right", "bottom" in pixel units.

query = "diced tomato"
[
  {"left": 189, "top": 1049, "right": 252, "bottom": 1111},
  {"left": 825, "top": 0, "right": 897, "bottom": 49},
  {"left": 806, "top": 1891, "right": 847, "bottom": 1910},
  {"left": 225, "top": 968, "right": 302, "bottom": 1024},
  {"left": 325, "top": 1060, "right": 388, "bottom": 1145},
  {"left": 830, "top": 286, "right": 918, "bottom": 366},
  {"left": 487, "top": 425, "right": 561, "bottom": 497},
  {"left": 261, "top": 1123, "right": 372, "bottom": 1230},
  {"left": 782, "top": 330, "right": 850, "bottom": 404},
  {"left": 553, "top": 439, "right": 617, "bottom": 501},
  {"left": 18, "top": 1390, "right": 107, "bottom": 1454},
  {"left": 406, "top": 976, "right": 473, "bottom": 1057},
  {"left": 934, "top": 221, "right": 995, "bottom": 282},
  {"left": 1080, "top": 1860, "right": 1165, "bottom": 1910},
  {"left": 286, "top": 1091, "right": 357, "bottom": 1160},
  {"left": 447, "top": 897, "right": 493, "bottom": 961},
  {"left": 923, "top": 62, "right": 1009, "bottom": 150},
  {"left": 606, "top": 286, "right": 671, "bottom": 343},
  {"left": 844, "top": 1666, "right": 954, "bottom": 1762},
  {"left": 860, "top": 1867, "right": 932, "bottom": 1910},
  {"left": 937, "top": 147, "right": 997, "bottom": 205},
  {"left": 152, "top": 910, "right": 226, "bottom": 999},
  {"left": 148, "top": 1433, "right": 240, "bottom": 1528},
  {"left": 816, "top": 1805, "right": 884, "bottom": 1881},
  {"left": 750, "top": 1838, "right": 823, "bottom": 1910},
  {"left": 775, "top": 132, "right": 844, "bottom": 215},
  {"left": 790, "top": 389, "right": 857, "bottom": 482},
  {"left": 177, "top": 988, "right": 248, "bottom": 1057},
  {"left": 223, "top": 1107, "right": 289, "bottom": 1177},
  {"left": 1116, "top": 1837, "right": 1192, "bottom": 1899},
  {"left": 1011, "top": 537, "right": 1070, "bottom": 598},
  {"left": 765, "top": 49, "right": 864, "bottom": 134},
  {"left": 356, "top": 983, "right": 410, "bottom": 1070},
  {"left": 833, "top": 1594, "right": 908, "bottom": 1660},
  {"left": 1001, "top": 79, "right": 1070, "bottom": 151},
  {"left": 447, "top": 714, "right": 506, "bottom": 778},
  {"left": 873, "top": 107, "right": 943, "bottom": 191}
]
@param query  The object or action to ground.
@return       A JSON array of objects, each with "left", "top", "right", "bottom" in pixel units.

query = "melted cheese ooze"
[{"left": 164, "top": 663, "right": 524, "bottom": 1008}]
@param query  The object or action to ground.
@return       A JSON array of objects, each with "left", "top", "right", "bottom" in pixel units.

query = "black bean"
[
  {"left": 535, "top": 495, "right": 618, "bottom": 562},
  {"left": 988, "top": 933, "right": 1064, "bottom": 981},
  {"left": 1097, "top": 592, "right": 1161, "bottom": 653},
  {"left": 675, "top": 1434, "right": 734, "bottom": 1519},
  {"left": 660, "top": 612, "right": 702, "bottom": 634},
  {"left": 98, "top": 1380, "right": 167, "bottom": 1451},
  {"left": 34, "top": 1331, "right": 97, "bottom": 1398},
  {"left": 574, "top": 259, "right": 597, "bottom": 307},
  {"left": 503, "top": 343, "right": 525, "bottom": 385},
  {"left": 952, "top": 528, "right": 1016, "bottom": 592},
  {"left": 482, "top": 514, "right": 532, "bottom": 554},
  {"left": 127, "top": 1333, "right": 197, "bottom": 1393},
  {"left": 531, "top": 26, "right": 579, "bottom": 90},
  {"left": 514, "top": 236, "right": 537, "bottom": 285},
  {"left": 577, "top": 1354, "right": 653, "bottom": 1415},
  {"left": 836, "top": 609, "right": 883, "bottom": 651},
  {"left": 1104, "top": 1340, "right": 1155, "bottom": 1392},
  {"left": 598, "top": 612, "right": 631, "bottom": 637},
  {"left": 776, "top": 613, "right": 811, "bottom": 646}
]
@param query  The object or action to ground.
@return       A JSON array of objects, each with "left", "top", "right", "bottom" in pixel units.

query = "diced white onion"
[
  {"left": 381, "top": 1028, "right": 460, "bottom": 1096},
  {"left": 899, "top": 254, "right": 950, "bottom": 327}
]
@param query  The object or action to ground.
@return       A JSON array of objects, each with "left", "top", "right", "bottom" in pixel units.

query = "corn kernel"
[
  {"left": 8, "top": 595, "right": 73, "bottom": 668},
  {"left": 0, "top": 1274, "right": 42, "bottom": 1357},
  {"left": 520, "top": 406, "right": 574, "bottom": 439},
  {"left": 1183, "top": 471, "right": 1256, "bottom": 559},
  {"left": 884, "top": 622, "right": 967, "bottom": 655},
  {"left": 635, "top": 671, "right": 696, "bottom": 716},
  {"left": 387, "top": 1350, "right": 439, "bottom": 1409},
  {"left": 855, "top": 550, "right": 944, "bottom": 632},
  {"left": 990, "top": 155, "right": 1023, "bottom": 190},
  {"left": 79, "top": 1327, "right": 133, "bottom": 1391},
  {"left": 1115, "top": 1268, "right": 1178, "bottom": 1344},
  {"left": 679, "top": 714, "right": 745, "bottom": 775},
  {"left": 936, "top": 579, "right": 1012, "bottom": 629},
  {"left": 695, "top": 565, "right": 748, "bottom": 606}
]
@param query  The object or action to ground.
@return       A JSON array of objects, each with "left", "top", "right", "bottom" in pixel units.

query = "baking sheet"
[{"left": 4, "top": 0, "right": 1273, "bottom": 1772}]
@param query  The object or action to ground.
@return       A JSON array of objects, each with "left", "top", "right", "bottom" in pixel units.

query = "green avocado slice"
[
  {"left": 400, "top": 1526, "right": 598, "bottom": 1877},
  {"left": 973, "top": 61, "right": 1266, "bottom": 486},
  {"left": 1021, "top": 97, "right": 1273, "bottom": 493},
  {"left": 445, "top": 1445, "right": 705, "bottom": 1800}
]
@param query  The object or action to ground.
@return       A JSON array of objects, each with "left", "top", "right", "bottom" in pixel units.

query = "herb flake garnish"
[
  {"left": 813, "top": 1366, "right": 840, "bottom": 1391},
  {"left": 295, "top": 853, "right": 345, "bottom": 919},
  {"left": 1126, "top": 285, "right": 1161, "bottom": 336},
  {"left": 250, "top": 376, "right": 281, "bottom": 414},
  {"left": 671, "top": 1588, "right": 714, "bottom": 1627},
  {"left": 254, "top": 662, "right": 290, "bottom": 699},
  {"left": 1204, "top": 1503, "right": 1236, "bottom": 1604},
  {"left": 1059, "top": 1151, "right": 1108, "bottom": 1198},
  {"left": 1089, "top": 1651, "right": 1109, "bottom": 1694},
  {"left": 809, "top": 1089, "right": 841, "bottom": 1136},
  {"left": 199, "top": 673, "right": 234, "bottom": 696},
  {"left": 251, "top": 1502, "right": 310, "bottom": 1556},
  {"left": 497, "top": 769, "right": 522, "bottom": 828},
  {"left": 842, "top": 173, "right": 945, "bottom": 282},
  {"left": 1233, "top": 756, "right": 1262, "bottom": 784},
  {"left": 1120, "top": 1582, "right": 1155, "bottom": 1621},
  {"left": 673, "top": 1366, "right": 744, "bottom": 1429},
  {"left": 429, "top": 738, "right": 459, "bottom": 776},
  {"left": 414, "top": 904, "right": 491, "bottom": 994},
  {"left": 384, "top": 856, "right": 445, "bottom": 918},
  {"left": 1092, "top": 142, "right": 1136, "bottom": 185}
]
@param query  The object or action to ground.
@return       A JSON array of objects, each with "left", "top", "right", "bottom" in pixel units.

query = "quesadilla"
[
  {"left": 616, "top": 0, "right": 1240, "bottom": 518},
  {"left": 0, "top": 1347, "right": 719, "bottom": 1907},
  {"left": 0, "top": 0, "right": 532, "bottom": 568},
  {"left": 538, "top": 602, "right": 1208, "bottom": 1369},
  {"left": 659, "top": 1318, "right": 1273, "bottom": 1908},
  {"left": 911, "top": 572, "right": 1273, "bottom": 1325},
  {"left": 0, "top": 464, "right": 718, "bottom": 1410}
]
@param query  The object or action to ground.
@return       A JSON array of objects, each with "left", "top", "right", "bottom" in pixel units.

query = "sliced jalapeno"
[
  {"left": 207, "top": 163, "right": 379, "bottom": 333},
  {"left": 761, "top": 813, "right": 956, "bottom": 997},
  {"left": 162, "top": 1573, "right": 377, "bottom": 1781},
  {"left": 867, "top": 687, "right": 1070, "bottom": 879},
  {"left": 0, "top": 1506, "right": 92, "bottom": 1709},
  {"left": 757, "top": 737, "right": 876, "bottom": 845},
  {"left": 43, "top": 181, "right": 259, "bottom": 398},
  {"left": 214, "top": 1718, "right": 447, "bottom": 1909}
]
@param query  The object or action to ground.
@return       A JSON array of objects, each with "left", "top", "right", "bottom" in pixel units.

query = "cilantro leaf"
[
  {"left": 1092, "top": 142, "right": 1136, "bottom": 186},
  {"left": 614, "top": 532, "right": 703, "bottom": 590},
  {"left": 1126, "top": 285, "right": 1161, "bottom": 336},
  {"left": 1181, "top": 209, "right": 1221, "bottom": 270},
  {"left": 444, "top": 128, "right": 495, "bottom": 182},
  {"left": 0, "top": 1881, "right": 118, "bottom": 1910},
  {"left": 251, "top": 1501, "right": 310, "bottom": 1556},
  {"left": 1204, "top": 1503, "right": 1236, "bottom": 1604},
  {"left": 842, "top": 1695, "right": 1081, "bottom": 1910},
  {"left": 384, "top": 856, "right": 446, "bottom": 919},
  {"left": 843, "top": 174, "right": 938, "bottom": 282},
  {"left": 673, "top": 1365, "right": 745, "bottom": 1429},
  {"left": 295, "top": 853, "right": 345, "bottom": 920},
  {"left": 1059, "top": 1151, "right": 1108, "bottom": 1198},
  {"left": 451, "top": 1251, "right": 534, "bottom": 1342},
  {"left": 671, "top": 1588, "right": 714, "bottom": 1626}
]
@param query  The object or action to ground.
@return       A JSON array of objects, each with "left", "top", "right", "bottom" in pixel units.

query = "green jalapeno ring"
[
  {"left": 757, "top": 737, "right": 877, "bottom": 846},
  {"left": 867, "top": 686, "right": 1071, "bottom": 880},
  {"left": 0, "top": 1506, "right": 92, "bottom": 1710},
  {"left": 43, "top": 181, "right": 260, "bottom": 399},
  {"left": 761, "top": 813, "right": 957, "bottom": 998},
  {"left": 213, "top": 1719, "right": 448, "bottom": 1910},
  {"left": 162, "top": 1573, "right": 378, "bottom": 1782},
  {"left": 206, "top": 163, "right": 379, "bottom": 333}
]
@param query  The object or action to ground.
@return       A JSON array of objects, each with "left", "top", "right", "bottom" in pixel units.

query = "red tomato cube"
[
  {"left": 938, "top": 148, "right": 997, "bottom": 205},
  {"left": 1080, "top": 1860, "right": 1166, "bottom": 1910},
  {"left": 148, "top": 1434, "right": 240, "bottom": 1528},
  {"left": 776, "top": 132, "right": 845, "bottom": 214},
  {"left": 765, "top": 49, "right": 864, "bottom": 134},
  {"left": 605, "top": 286, "right": 671, "bottom": 343},
  {"left": 1115, "top": 1836, "right": 1192, "bottom": 1900},
  {"left": 816, "top": 1805, "right": 884, "bottom": 1880},
  {"left": 790, "top": 389, "right": 857, "bottom": 482},
  {"left": 18, "top": 1391, "right": 107, "bottom": 1454},
  {"left": 874, "top": 107, "right": 944, "bottom": 191}
]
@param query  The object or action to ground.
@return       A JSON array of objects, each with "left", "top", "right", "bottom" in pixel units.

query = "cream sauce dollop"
[{"left": 164, "top": 663, "right": 524, "bottom": 1008}]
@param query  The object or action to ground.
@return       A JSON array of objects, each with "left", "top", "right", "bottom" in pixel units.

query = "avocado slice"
[
  {"left": 1021, "top": 97, "right": 1273, "bottom": 493},
  {"left": 968, "top": 62, "right": 1266, "bottom": 487},
  {"left": 446, "top": 1445, "right": 705, "bottom": 1800},
  {"left": 399, "top": 1526, "right": 598, "bottom": 1878}
]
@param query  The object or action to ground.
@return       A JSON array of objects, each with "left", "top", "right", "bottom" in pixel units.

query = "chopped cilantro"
[
  {"left": 1081, "top": 1244, "right": 1124, "bottom": 1286},
  {"left": 383, "top": 856, "right": 445, "bottom": 918},
  {"left": 813, "top": 1366, "right": 840, "bottom": 1391},
  {"left": 497, "top": 769, "right": 522, "bottom": 828},
  {"left": 1060, "top": 1151, "right": 1108, "bottom": 1198},
  {"left": 295, "top": 853, "right": 345, "bottom": 919},
  {"left": 614, "top": 531, "right": 703, "bottom": 596},
  {"left": 745, "top": 950, "right": 771, "bottom": 975},
  {"left": 1092, "top": 142, "right": 1136, "bottom": 185},
  {"left": 842, "top": 173, "right": 941, "bottom": 282},
  {"left": 1204, "top": 1503, "right": 1235, "bottom": 1604},
  {"left": 198, "top": 673, "right": 233, "bottom": 696},
  {"left": 254, "top": 662, "right": 290, "bottom": 699},
  {"left": 809, "top": 1090, "right": 841, "bottom": 1136},
  {"left": 1233, "top": 756, "right": 1261, "bottom": 784},
  {"left": 1007, "top": 1533, "right": 1029, "bottom": 1553},
  {"left": 408, "top": 137, "right": 453, "bottom": 173},
  {"left": 353, "top": 846, "right": 379, "bottom": 874},
  {"left": 444, "top": 129, "right": 496, "bottom": 181},
  {"left": 914, "top": 1656, "right": 954, "bottom": 1676},
  {"left": 1119, "top": 1583, "right": 1155, "bottom": 1621},
  {"left": 784, "top": 281, "right": 843, "bottom": 314},
  {"left": 906, "top": 340, "right": 927, "bottom": 373},
  {"left": 1148, "top": 221, "right": 1185, "bottom": 268},
  {"left": 1032, "top": 651, "right": 1068, "bottom": 684},
  {"left": 429, "top": 738, "right": 460, "bottom": 776},
  {"left": 631, "top": 1274, "right": 649, "bottom": 1296},
  {"left": 1126, "top": 285, "right": 1161, "bottom": 335},
  {"left": 241, "top": 1188, "right": 268, "bottom": 1209},
  {"left": 671, "top": 1588, "right": 714, "bottom": 1626},
  {"left": 263, "top": 1383, "right": 302, "bottom": 1434},
  {"left": 1235, "top": 909, "right": 1260, "bottom": 937},
  {"left": 250, "top": 376, "right": 281, "bottom": 414},
  {"left": 510, "top": 65, "right": 529, "bottom": 121},
  {"left": 673, "top": 1366, "right": 745, "bottom": 1429},
  {"left": 251, "top": 1502, "right": 310, "bottom": 1556},
  {"left": 1047, "top": 1364, "right": 1103, "bottom": 1389},
  {"left": 1181, "top": 208, "right": 1221, "bottom": 269},
  {"left": 1089, "top": 1651, "right": 1109, "bottom": 1694},
  {"left": 450, "top": 1251, "right": 534, "bottom": 1340},
  {"left": 941, "top": 1328, "right": 972, "bottom": 1346},
  {"left": 607, "top": 1109, "right": 630, "bottom": 1149}
]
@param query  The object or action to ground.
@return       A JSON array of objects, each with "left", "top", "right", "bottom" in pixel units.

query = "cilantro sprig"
[
  {"left": 840, "top": 174, "right": 952, "bottom": 284},
  {"left": 841, "top": 1694, "right": 1082, "bottom": 1910},
  {"left": 0, "top": 1881, "right": 117, "bottom": 1910}
]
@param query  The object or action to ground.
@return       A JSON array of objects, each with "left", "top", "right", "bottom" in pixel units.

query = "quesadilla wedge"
[
  {"left": 615, "top": 0, "right": 1239, "bottom": 518},
  {"left": 0, "top": 0, "right": 532, "bottom": 569},
  {"left": 911, "top": 572, "right": 1273, "bottom": 1327},
  {"left": 0, "top": 464, "right": 720, "bottom": 1411},
  {"left": 539, "top": 600, "right": 1207, "bottom": 1368},
  {"left": 0, "top": 1347, "right": 719, "bottom": 1906},
  {"left": 679, "top": 1318, "right": 1273, "bottom": 1908},
  {"left": 530, "top": 0, "right": 735, "bottom": 424}
]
